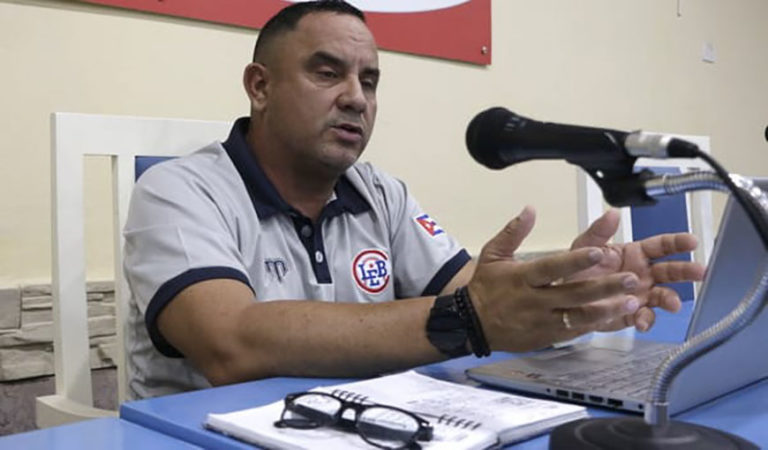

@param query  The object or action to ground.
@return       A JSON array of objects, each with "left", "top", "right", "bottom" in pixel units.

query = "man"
[{"left": 123, "top": 1, "right": 704, "bottom": 399}]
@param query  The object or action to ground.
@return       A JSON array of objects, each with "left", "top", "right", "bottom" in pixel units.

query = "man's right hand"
[{"left": 467, "top": 206, "right": 641, "bottom": 352}]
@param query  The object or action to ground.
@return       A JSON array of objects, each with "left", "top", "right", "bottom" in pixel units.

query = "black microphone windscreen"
[{"left": 466, "top": 107, "right": 516, "bottom": 169}]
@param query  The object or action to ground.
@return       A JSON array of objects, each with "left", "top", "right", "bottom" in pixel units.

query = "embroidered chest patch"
[{"left": 352, "top": 249, "right": 391, "bottom": 294}]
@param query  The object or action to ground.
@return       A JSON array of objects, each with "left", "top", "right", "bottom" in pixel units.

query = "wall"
[
  {"left": 1, "top": 0, "right": 767, "bottom": 286},
  {"left": 0, "top": 282, "right": 116, "bottom": 381}
]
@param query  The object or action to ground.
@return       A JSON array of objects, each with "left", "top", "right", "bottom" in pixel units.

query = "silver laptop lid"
[
  {"left": 686, "top": 177, "right": 768, "bottom": 337},
  {"left": 667, "top": 177, "right": 768, "bottom": 412}
]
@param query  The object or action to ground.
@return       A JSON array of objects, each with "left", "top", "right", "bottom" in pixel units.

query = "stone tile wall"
[{"left": 0, "top": 282, "right": 116, "bottom": 381}]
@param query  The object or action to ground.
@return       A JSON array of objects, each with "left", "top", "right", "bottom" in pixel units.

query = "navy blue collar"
[{"left": 222, "top": 117, "right": 371, "bottom": 220}]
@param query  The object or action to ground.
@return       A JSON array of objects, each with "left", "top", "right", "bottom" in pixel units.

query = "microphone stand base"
[{"left": 549, "top": 417, "right": 758, "bottom": 450}]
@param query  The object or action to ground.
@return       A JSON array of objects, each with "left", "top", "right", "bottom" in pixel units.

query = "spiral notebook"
[{"left": 204, "top": 370, "right": 587, "bottom": 449}]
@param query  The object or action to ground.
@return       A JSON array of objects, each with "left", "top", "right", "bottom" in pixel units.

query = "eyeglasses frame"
[{"left": 274, "top": 391, "right": 434, "bottom": 449}]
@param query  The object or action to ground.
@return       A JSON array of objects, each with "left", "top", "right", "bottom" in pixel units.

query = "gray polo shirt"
[{"left": 123, "top": 118, "right": 470, "bottom": 399}]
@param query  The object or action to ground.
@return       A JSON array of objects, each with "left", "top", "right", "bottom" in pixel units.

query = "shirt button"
[
  {"left": 315, "top": 251, "right": 324, "bottom": 263},
  {"left": 301, "top": 225, "right": 312, "bottom": 238}
]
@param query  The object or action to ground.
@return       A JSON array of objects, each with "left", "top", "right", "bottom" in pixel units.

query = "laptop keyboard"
[{"left": 548, "top": 344, "right": 673, "bottom": 398}]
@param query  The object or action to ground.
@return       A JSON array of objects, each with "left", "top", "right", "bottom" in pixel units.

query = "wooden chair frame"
[{"left": 37, "top": 113, "right": 230, "bottom": 427}]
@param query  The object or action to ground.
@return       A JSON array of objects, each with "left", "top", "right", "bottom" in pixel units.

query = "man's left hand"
[{"left": 568, "top": 209, "right": 706, "bottom": 332}]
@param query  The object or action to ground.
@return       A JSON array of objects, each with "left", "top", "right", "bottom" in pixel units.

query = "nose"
[{"left": 337, "top": 76, "right": 368, "bottom": 114}]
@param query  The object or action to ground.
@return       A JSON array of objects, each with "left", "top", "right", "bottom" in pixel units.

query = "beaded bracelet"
[{"left": 454, "top": 286, "right": 491, "bottom": 357}]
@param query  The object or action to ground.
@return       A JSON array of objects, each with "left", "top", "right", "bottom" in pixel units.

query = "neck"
[
  {"left": 270, "top": 167, "right": 337, "bottom": 222},
  {"left": 246, "top": 127, "right": 338, "bottom": 222}
]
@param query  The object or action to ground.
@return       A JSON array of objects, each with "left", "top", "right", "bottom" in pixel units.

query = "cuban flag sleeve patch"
[{"left": 413, "top": 213, "right": 445, "bottom": 237}]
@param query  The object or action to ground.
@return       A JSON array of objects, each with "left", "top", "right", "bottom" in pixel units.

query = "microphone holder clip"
[{"left": 581, "top": 165, "right": 659, "bottom": 207}]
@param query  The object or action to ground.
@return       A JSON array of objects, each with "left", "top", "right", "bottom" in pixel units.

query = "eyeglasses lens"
[
  {"left": 286, "top": 394, "right": 342, "bottom": 427},
  {"left": 358, "top": 406, "right": 420, "bottom": 449}
]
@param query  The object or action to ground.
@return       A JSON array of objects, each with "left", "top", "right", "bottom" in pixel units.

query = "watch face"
[
  {"left": 427, "top": 296, "right": 469, "bottom": 356},
  {"left": 432, "top": 310, "right": 465, "bottom": 330}
]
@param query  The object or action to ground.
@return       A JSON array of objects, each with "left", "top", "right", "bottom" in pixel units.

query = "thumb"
[
  {"left": 571, "top": 208, "right": 620, "bottom": 250},
  {"left": 479, "top": 206, "right": 536, "bottom": 263}
]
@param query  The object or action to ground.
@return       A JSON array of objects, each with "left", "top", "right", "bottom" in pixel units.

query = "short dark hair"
[{"left": 252, "top": 1, "right": 366, "bottom": 62}]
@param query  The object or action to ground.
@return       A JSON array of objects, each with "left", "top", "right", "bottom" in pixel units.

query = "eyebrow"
[{"left": 307, "top": 50, "right": 380, "bottom": 79}]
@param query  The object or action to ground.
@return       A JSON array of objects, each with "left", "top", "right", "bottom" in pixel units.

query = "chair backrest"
[
  {"left": 576, "top": 134, "right": 714, "bottom": 303},
  {"left": 135, "top": 155, "right": 177, "bottom": 180},
  {"left": 38, "top": 113, "right": 230, "bottom": 427}
]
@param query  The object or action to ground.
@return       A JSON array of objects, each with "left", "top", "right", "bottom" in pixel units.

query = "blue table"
[
  {"left": 120, "top": 303, "right": 768, "bottom": 448},
  {"left": 0, "top": 417, "right": 200, "bottom": 449}
]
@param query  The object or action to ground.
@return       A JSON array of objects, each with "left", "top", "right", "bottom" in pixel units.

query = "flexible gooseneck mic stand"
[
  {"left": 463, "top": 108, "right": 768, "bottom": 448},
  {"left": 550, "top": 170, "right": 768, "bottom": 449}
]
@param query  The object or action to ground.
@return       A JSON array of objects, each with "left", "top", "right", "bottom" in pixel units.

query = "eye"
[
  {"left": 317, "top": 69, "right": 339, "bottom": 80},
  {"left": 360, "top": 77, "right": 378, "bottom": 91}
]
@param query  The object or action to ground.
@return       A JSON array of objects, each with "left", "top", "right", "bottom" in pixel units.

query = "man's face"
[{"left": 260, "top": 12, "right": 379, "bottom": 176}]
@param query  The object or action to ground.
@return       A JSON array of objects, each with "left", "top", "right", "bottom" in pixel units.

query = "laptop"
[{"left": 467, "top": 178, "right": 768, "bottom": 415}]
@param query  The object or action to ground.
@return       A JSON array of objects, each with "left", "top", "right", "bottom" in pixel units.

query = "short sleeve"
[
  {"left": 123, "top": 160, "right": 252, "bottom": 356},
  {"left": 363, "top": 165, "right": 470, "bottom": 298}
]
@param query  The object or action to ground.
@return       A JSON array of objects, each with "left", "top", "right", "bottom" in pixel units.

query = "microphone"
[{"left": 465, "top": 107, "right": 699, "bottom": 171}]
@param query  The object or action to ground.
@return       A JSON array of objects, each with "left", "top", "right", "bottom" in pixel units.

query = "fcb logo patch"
[
  {"left": 352, "top": 249, "right": 391, "bottom": 294},
  {"left": 414, "top": 213, "right": 445, "bottom": 237}
]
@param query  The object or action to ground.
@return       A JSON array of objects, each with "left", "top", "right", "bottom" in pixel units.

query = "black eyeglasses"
[{"left": 274, "top": 391, "right": 434, "bottom": 449}]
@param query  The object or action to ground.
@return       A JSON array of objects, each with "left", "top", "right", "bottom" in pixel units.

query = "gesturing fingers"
[
  {"left": 633, "top": 307, "right": 656, "bottom": 332},
  {"left": 639, "top": 232, "right": 698, "bottom": 260},
  {"left": 523, "top": 247, "right": 605, "bottom": 287},
  {"left": 478, "top": 206, "right": 536, "bottom": 263},
  {"left": 651, "top": 261, "right": 706, "bottom": 284},
  {"left": 543, "top": 273, "right": 639, "bottom": 309},
  {"left": 556, "top": 295, "right": 640, "bottom": 332},
  {"left": 570, "top": 209, "right": 621, "bottom": 250},
  {"left": 645, "top": 286, "right": 682, "bottom": 312}
]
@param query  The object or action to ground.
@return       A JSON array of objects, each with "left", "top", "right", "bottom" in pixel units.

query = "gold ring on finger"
[{"left": 562, "top": 310, "right": 573, "bottom": 330}]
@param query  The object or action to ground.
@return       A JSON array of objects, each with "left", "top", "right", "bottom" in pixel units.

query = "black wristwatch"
[{"left": 425, "top": 294, "right": 471, "bottom": 358}]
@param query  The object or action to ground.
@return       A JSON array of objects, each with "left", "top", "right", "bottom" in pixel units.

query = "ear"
[{"left": 243, "top": 62, "right": 270, "bottom": 112}]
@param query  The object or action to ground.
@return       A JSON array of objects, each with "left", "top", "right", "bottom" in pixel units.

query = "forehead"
[{"left": 280, "top": 12, "right": 378, "bottom": 68}]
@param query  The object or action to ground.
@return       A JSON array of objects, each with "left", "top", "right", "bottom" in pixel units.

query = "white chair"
[
  {"left": 576, "top": 134, "right": 714, "bottom": 301},
  {"left": 37, "top": 113, "right": 230, "bottom": 427}
]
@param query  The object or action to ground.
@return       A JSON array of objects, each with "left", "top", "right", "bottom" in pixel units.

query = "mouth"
[{"left": 332, "top": 122, "right": 364, "bottom": 137}]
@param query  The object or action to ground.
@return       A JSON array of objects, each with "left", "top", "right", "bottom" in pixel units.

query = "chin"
[
  {"left": 322, "top": 146, "right": 364, "bottom": 172},
  {"left": 320, "top": 157, "right": 358, "bottom": 177}
]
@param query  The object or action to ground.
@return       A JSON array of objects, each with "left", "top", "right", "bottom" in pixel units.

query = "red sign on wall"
[{"left": 80, "top": 0, "right": 491, "bottom": 65}]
